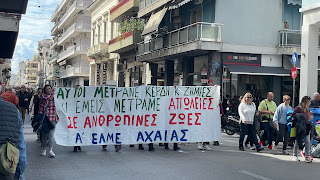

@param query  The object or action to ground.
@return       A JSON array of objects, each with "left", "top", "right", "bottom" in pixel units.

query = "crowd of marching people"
[
  {"left": 235, "top": 91, "right": 320, "bottom": 163},
  {"left": 1, "top": 85, "right": 320, "bottom": 179}
]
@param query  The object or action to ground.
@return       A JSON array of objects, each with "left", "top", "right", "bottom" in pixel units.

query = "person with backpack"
[
  {"left": 39, "top": 85, "right": 59, "bottom": 158},
  {"left": 0, "top": 98, "right": 27, "bottom": 180},
  {"left": 292, "top": 96, "right": 312, "bottom": 163},
  {"left": 258, "top": 92, "right": 277, "bottom": 150},
  {"left": 273, "top": 95, "right": 293, "bottom": 155}
]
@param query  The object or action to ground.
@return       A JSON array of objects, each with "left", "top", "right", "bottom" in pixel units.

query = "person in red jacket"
[{"left": 1, "top": 86, "right": 19, "bottom": 108}]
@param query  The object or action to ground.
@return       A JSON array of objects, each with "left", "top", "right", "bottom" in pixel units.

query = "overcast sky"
[{"left": 11, "top": 0, "right": 60, "bottom": 74}]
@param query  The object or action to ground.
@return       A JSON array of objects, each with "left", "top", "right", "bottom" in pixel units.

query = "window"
[
  {"left": 190, "top": 7, "right": 202, "bottom": 24},
  {"left": 98, "top": 25, "right": 101, "bottom": 43},
  {"left": 104, "top": 21, "right": 107, "bottom": 43},
  {"left": 92, "top": 29, "right": 95, "bottom": 45}
]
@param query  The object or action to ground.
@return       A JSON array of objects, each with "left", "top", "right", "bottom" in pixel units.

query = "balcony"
[
  {"left": 57, "top": 45, "right": 89, "bottom": 63},
  {"left": 58, "top": 0, "right": 92, "bottom": 29},
  {"left": 49, "top": 54, "right": 59, "bottom": 64},
  {"left": 137, "top": 22, "right": 223, "bottom": 62},
  {"left": 51, "top": 22, "right": 60, "bottom": 36},
  {"left": 88, "top": 42, "right": 109, "bottom": 59},
  {"left": 110, "top": 0, "right": 139, "bottom": 22},
  {"left": 51, "top": 0, "right": 68, "bottom": 21},
  {"left": 278, "top": 29, "right": 320, "bottom": 55},
  {"left": 108, "top": 30, "right": 142, "bottom": 53},
  {"left": 138, "top": 0, "right": 171, "bottom": 18},
  {"left": 58, "top": 23, "right": 91, "bottom": 45},
  {"left": 59, "top": 67, "right": 89, "bottom": 78}
]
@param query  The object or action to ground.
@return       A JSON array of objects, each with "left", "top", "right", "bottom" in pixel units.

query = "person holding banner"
[
  {"left": 39, "top": 85, "right": 59, "bottom": 157},
  {"left": 238, "top": 93, "right": 264, "bottom": 152}
]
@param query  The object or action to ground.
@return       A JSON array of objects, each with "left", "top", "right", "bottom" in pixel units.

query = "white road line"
[{"left": 239, "top": 170, "right": 272, "bottom": 180}]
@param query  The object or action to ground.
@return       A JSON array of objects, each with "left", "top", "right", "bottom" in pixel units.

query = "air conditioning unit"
[{"left": 117, "top": 64, "right": 124, "bottom": 72}]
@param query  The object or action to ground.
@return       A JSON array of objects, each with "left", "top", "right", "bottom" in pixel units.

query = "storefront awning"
[
  {"left": 225, "top": 64, "right": 290, "bottom": 76},
  {"left": 141, "top": 7, "right": 168, "bottom": 36},
  {"left": 287, "top": 0, "right": 302, "bottom": 6},
  {"left": 169, "top": 0, "right": 193, "bottom": 10}
]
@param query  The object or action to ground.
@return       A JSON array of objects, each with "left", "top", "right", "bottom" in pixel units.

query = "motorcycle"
[{"left": 223, "top": 107, "right": 241, "bottom": 135}]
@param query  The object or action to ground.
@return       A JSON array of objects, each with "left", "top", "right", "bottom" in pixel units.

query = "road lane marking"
[{"left": 239, "top": 170, "right": 272, "bottom": 180}]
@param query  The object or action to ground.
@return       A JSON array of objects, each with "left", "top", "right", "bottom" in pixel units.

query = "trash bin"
[{"left": 310, "top": 108, "right": 320, "bottom": 144}]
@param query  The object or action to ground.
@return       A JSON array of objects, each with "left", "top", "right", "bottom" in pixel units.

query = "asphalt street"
[{"left": 23, "top": 114, "right": 320, "bottom": 180}]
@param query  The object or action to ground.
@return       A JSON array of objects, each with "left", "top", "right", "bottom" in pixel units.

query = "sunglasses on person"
[{"left": 247, "top": 96, "right": 252, "bottom": 99}]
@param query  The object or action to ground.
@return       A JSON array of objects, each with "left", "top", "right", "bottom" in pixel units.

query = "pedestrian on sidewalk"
[
  {"left": 29, "top": 88, "right": 43, "bottom": 143},
  {"left": 310, "top": 92, "right": 320, "bottom": 108},
  {"left": 39, "top": 85, "right": 59, "bottom": 158},
  {"left": 17, "top": 85, "right": 30, "bottom": 125},
  {"left": 1, "top": 86, "right": 19, "bottom": 108},
  {"left": 0, "top": 99, "right": 27, "bottom": 180},
  {"left": 273, "top": 95, "right": 293, "bottom": 155},
  {"left": 238, "top": 92, "right": 264, "bottom": 152},
  {"left": 258, "top": 92, "right": 277, "bottom": 150},
  {"left": 292, "top": 96, "right": 312, "bottom": 163}
]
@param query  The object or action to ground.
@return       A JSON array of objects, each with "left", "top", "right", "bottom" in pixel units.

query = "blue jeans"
[
  {"left": 239, "top": 123, "right": 261, "bottom": 149},
  {"left": 261, "top": 122, "right": 274, "bottom": 146}
]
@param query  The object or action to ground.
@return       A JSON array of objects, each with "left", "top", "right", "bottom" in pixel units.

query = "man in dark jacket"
[
  {"left": 310, "top": 92, "right": 320, "bottom": 108},
  {"left": 0, "top": 99, "right": 27, "bottom": 179},
  {"left": 16, "top": 85, "right": 30, "bottom": 125}
]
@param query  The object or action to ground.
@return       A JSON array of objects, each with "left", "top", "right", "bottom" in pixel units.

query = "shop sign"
[{"left": 222, "top": 53, "right": 261, "bottom": 66}]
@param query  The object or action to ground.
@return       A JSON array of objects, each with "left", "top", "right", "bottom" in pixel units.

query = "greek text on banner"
[{"left": 54, "top": 86, "right": 221, "bottom": 146}]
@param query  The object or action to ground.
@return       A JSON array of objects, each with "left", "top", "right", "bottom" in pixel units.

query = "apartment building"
[
  {"left": 133, "top": 0, "right": 305, "bottom": 104},
  {"left": 87, "top": 0, "right": 119, "bottom": 86},
  {"left": 17, "top": 61, "right": 26, "bottom": 86},
  {"left": 26, "top": 59, "right": 38, "bottom": 88},
  {"left": 50, "top": 0, "right": 93, "bottom": 87},
  {"left": 35, "top": 39, "right": 53, "bottom": 88}
]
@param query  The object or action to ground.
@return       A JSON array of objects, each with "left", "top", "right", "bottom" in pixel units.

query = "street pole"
[{"left": 293, "top": 74, "right": 295, "bottom": 107}]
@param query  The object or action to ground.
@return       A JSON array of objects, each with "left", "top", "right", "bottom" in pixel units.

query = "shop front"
[{"left": 223, "top": 53, "right": 290, "bottom": 105}]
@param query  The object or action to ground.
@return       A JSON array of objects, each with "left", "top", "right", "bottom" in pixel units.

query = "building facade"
[
  {"left": 26, "top": 59, "right": 38, "bottom": 88},
  {"left": 17, "top": 61, "right": 26, "bottom": 86},
  {"left": 135, "top": 0, "right": 304, "bottom": 105},
  {"left": 87, "top": 0, "right": 119, "bottom": 86},
  {"left": 50, "top": 0, "right": 93, "bottom": 87},
  {"left": 35, "top": 39, "right": 53, "bottom": 88}
]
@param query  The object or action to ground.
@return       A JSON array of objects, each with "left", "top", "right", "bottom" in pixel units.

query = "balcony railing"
[
  {"left": 51, "top": 0, "right": 68, "bottom": 20},
  {"left": 58, "top": 22, "right": 91, "bottom": 45},
  {"left": 57, "top": 45, "right": 90, "bottom": 62},
  {"left": 59, "top": 67, "right": 90, "bottom": 78},
  {"left": 51, "top": 22, "right": 60, "bottom": 35},
  {"left": 59, "top": 0, "right": 92, "bottom": 29},
  {"left": 108, "top": 30, "right": 142, "bottom": 53},
  {"left": 279, "top": 30, "right": 302, "bottom": 47},
  {"left": 138, "top": 0, "right": 170, "bottom": 17},
  {"left": 88, "top": 42, "right": 109, "bottom": 58},
  {"left": 110, "top": 0, "right": 139, "bottom": 22},
  {"left": 137, "top": 22, "right": 222, "bottom": 55}
]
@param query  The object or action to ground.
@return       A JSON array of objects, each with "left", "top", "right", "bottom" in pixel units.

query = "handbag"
[
  {"left": 32, "top": 100, "right": 53, "bottom": 133},
  {"left": 0, "top": 142, "right": 19, "bottom": 175}
]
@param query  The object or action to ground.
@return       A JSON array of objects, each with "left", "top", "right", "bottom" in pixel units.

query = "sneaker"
[
  {"left": 292, "top": 156, "right": 300, "bottom": 161},
  {"left": 273, "top": 145, "right": 278, "bottom": 151},
  {"left": 305, "top": 157, "right": 312, "bottom": 163},
  {"left": 203, "top": 144, "right": 211, "bottom": 151},
  {"left": 309, "top": 156, "right": 313, "bottom": 161},
  {"left": 245, "top": 144, "right": 250, "bottom": 149},
  {"left": 301, "top": 151, "right": 305, "bottom": 158},
  {"left": 197, "top": 143, "right": 203, "bottom": 150},
  {"left": 213, "top": 141, "right": 219, "bottom": 146},
  {"left": 268, "top": 145, "right": 273, "bottom": 150},
  {"left": 115, "top": 145, "right": 121, "bottom": 152},
  {"left": 257, "top": 147, "right": 264, "bottom": 152},
  {"left": 259, "top": 141, "right": 263, "bottom": 146},
  {"left": 41, "top": 149, "right": 46, "bottom": 156},
  {"left": 282, "top": 150, "right": 290, "bottom": 155},
  {"left": 49, "top": 150, "right": 55, "bottom": 158},
  {"left": 239, "top": 147, "right": 245, "bottom": 151},
  {"left": 250, "top": 146, "right": 256, "bottom": 150}
]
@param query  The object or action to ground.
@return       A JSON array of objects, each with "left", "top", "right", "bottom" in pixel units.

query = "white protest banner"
[{"left": 54, "top": 86, "right": 221, "bottom": 146}]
